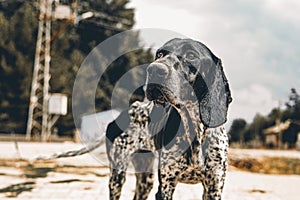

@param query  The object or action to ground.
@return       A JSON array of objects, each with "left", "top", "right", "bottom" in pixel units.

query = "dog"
[{"left": 106, "top": 38, "right": 232, "bottom": 200}]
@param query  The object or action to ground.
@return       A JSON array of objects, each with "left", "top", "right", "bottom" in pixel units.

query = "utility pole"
[
  {"left": 26, "top": 0, "right": 52, "bottom": 141},
  {"left": 277, "top": 100, "right": 283, "bottom": 149},
  {"left": 25, "top": 0, "right": 126, "bottom": 141},
  {"left": 26, "top": 0, "right": 94, "bottom": 142}
]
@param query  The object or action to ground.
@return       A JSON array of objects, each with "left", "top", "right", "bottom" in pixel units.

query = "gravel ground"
[{"left": 0, "top": 142, "right": 300, "bottom": 200}]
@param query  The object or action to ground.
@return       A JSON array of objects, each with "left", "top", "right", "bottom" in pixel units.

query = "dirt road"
[{"left": 0, "top": 142, "right": 299, "bottom": 199}]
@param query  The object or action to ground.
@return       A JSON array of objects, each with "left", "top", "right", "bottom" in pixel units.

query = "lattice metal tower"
[
  {"left": 25, "top": 0, "right": 126, "bottom": 141},
  {"left": 26, "top": 0, "right": 52, "bottom": 141}
]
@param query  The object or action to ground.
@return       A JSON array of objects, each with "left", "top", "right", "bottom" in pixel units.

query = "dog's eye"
[
  {"left": 186, "top": 53, "right": 196, "bottom": 60},
  {"left": 156, "top": 52, "right": 164, "bottom": 59}
]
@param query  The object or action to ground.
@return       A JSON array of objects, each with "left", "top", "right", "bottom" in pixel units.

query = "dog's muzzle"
[
  {"left": 145, "top": 62, "right": 169, "bottom": 104},
  {"left": 147, "top": 62, "right": 168, "bottom": 81},
  {"left": 146, "top": 83, "right": 164, "bottom": 102}
]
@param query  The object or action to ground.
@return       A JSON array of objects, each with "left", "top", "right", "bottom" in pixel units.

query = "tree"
[
  {"left": 281, "top": 88, "right": 300, "bottom": 147},
  {"left": 0, "top": 1, "right": 36, "bottom": 132},
  {"left": 227, "top": 119, "right": 247, "bottom": 143},
  {"left": 0, "top": 0, "right": 153, "bottom": 136},
  {"left": 250, "top": 114, "right": 268, "bottom": 142},
  {"left": 286, "top": 88, "right": 300, "bottom": 121},
  {"left": 228, "top": 88, "right": 300, "bottom": 148},
  {"left": 282, "top": 123, "right": 299, "bottom": 148}
]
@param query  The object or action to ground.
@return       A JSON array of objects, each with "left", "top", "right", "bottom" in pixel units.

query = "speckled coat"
[
  {"left": 106, "top": 100, "right": 229, "bottom": 200},
  {"left": 106, "top": 38, "right": 232, "bottom": 200}
]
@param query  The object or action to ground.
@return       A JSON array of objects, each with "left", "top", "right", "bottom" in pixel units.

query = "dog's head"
[{"left": 145, "top": 38, "right": 232, "bottom": 128}]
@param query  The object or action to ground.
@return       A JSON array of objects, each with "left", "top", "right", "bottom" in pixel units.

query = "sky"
[{"left": 128, "top": 0, "right": 300, "bottom": 124}]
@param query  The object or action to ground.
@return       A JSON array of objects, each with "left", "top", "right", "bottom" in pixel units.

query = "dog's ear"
[{"left": 194, "top": 57, "right": 232, "bottom": 128}]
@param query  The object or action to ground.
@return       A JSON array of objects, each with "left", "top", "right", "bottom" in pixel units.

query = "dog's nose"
[{"left": 147, "top": 63, "right": 168, "bottom": 78}]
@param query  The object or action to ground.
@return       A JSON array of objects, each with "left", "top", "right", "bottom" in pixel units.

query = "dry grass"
[
  {"left": 0, "top": 159, "right": 108, "bottom": 178},
  {"left": 1, "top": 153, "right": 300, "bottom": 177},
  {"left": 229, "top": 156, "right": 300, "bottom": 175}
]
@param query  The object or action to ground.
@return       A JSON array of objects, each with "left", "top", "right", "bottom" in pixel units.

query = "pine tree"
[
  {"left": 0, "top": 1, "right": 36, "bottom": 132},
  {"left": 0, "top": 0, "right": 153, "bottom": 136},
  {"left": 286, "top": 88, "right": 300, "bottom": 121},
  {"left": 227, "top": 119, "right": 247, "bottom": 143}
]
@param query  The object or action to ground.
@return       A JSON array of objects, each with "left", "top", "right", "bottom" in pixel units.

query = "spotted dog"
[{"left": 106, "top": 38, "right": 232, "bottom": 200}]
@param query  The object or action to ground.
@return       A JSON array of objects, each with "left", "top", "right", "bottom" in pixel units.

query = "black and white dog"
[{"left": 106, "top": 38, "right": 232, "bottom": 200}]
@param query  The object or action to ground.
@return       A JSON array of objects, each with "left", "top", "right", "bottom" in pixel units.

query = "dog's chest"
[
  {"left": 160, "top": 139, "right": 206, "bottom": 184},
  {"left": 159, "top": 125, "right": 207, "bottom": 182},
  {"left": 162, "top": 104, "right": 209, "bottom": 183}
]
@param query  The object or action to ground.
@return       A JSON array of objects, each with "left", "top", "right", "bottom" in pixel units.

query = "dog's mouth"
[
  {"left": 146, "top": 84, "right": 179, "bottom": 106},
  {"left": 146, "top": 84, "right": 165, "bottom": 103}
]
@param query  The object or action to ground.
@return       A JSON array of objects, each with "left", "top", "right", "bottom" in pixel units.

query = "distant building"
[
  {"left": 263, "top": 120, "right": 291, "bottom": 148},
  {"left": 297, "top": 133, "right": 300, "bottom": 151}
]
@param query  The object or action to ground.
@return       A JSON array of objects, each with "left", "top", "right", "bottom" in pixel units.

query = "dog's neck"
[{"left": 171, "top": 101, "right": 207, "bottom": 163}]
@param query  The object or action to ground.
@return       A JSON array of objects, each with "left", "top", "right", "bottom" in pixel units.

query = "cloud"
[
  {"left": 262, "top": 0, "right": 300, "bottom": 24},
  {"left": 128, "top": 1, "right": 199, "bottom": 38},
  {"left": 229, "top": 84, "right": 278, "bottom": 122},
  {"left": 129, "top": 0, "right": 300, "bottom": 123}
]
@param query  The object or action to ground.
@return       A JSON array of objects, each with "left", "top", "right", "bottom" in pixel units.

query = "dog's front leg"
[
  {"left": 201, "top": 127, "right": 229, "bottom": 200},
  {"left": 109, "top": 168, "right": 126, "bottom": 200},
  {"left": 155, "top": 152, "right": 179, "bottom": 200},
  {"left": 155, "top": 168, "right": 178, "bottom": 200}
]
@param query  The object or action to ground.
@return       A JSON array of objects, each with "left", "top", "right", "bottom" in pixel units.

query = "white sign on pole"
[{"left": 49, "top": 93, "right": 68, "bottom": 115}]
